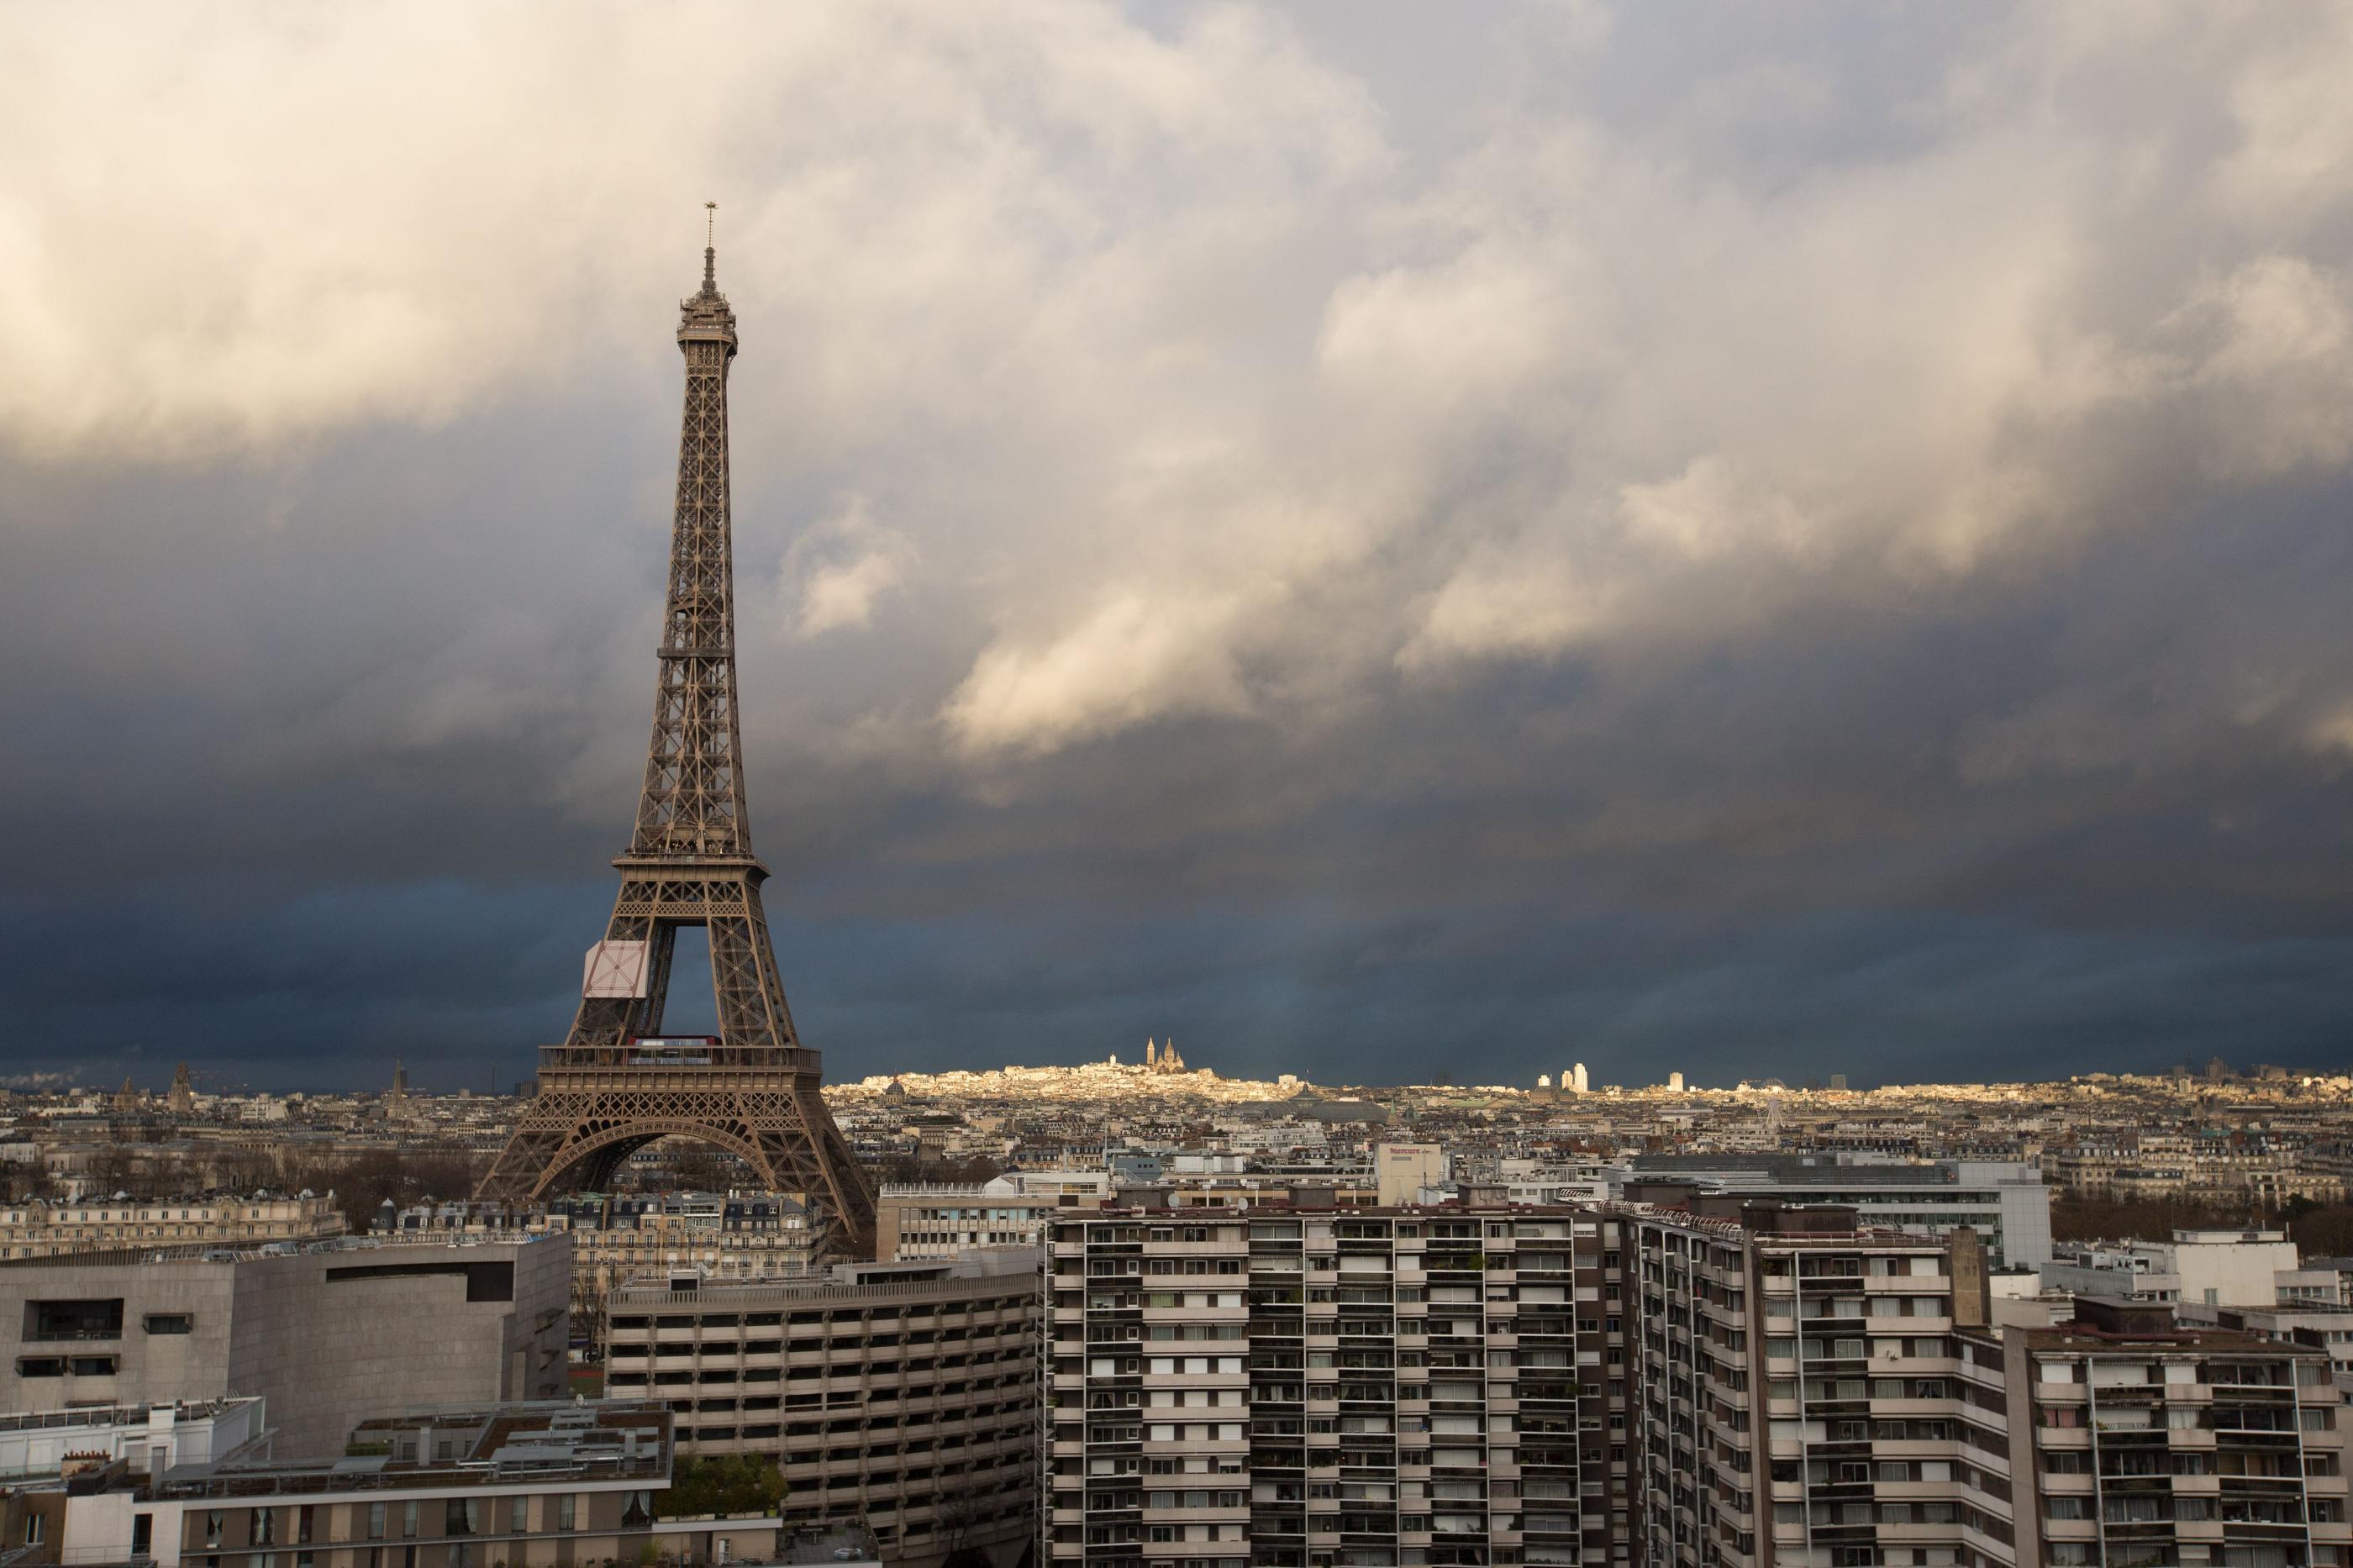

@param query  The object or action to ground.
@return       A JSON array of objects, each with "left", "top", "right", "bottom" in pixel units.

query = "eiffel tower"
[{"left": 477, "top": 216, "right": 876, "bottom": 1259}]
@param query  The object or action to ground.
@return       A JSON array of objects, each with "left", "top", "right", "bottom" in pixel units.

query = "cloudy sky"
[{"left": 6, "top": 2, "right": 2353, "bottom": 1093}]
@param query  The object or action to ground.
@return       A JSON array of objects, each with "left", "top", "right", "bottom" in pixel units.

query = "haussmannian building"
[{"left": 0, "top": 1192, "right": 346, "bottom": 1260}]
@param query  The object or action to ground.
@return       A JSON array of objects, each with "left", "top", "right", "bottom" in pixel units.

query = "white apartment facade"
[{"left": 1045, "top": 1202, "right": 1638, "bottom": 1568}]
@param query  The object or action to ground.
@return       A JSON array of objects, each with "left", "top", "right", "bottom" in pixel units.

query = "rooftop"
[
  {"left": 611, "top": 1248, "right": 1038, "bottom": 1308},
  {"left": 1629, "top": 1154, "right": 2030, "bottom": 1187},
  {"left": 0, "top": 1398, "right": 255, "bottom": 1438},
  {"left": 153, "top": 1402, "right": 671, "bottom": 1499},
  {"left": 0, "top": 1230, "right": 563, "bottom": 1271}
]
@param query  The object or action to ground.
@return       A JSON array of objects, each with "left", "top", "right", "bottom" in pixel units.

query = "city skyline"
[{"left": 8, "top": 4, "right": 2353, "bottom": 1092}]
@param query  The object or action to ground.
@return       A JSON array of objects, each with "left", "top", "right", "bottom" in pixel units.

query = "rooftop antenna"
[{"left": 703, "top": 201, "right": 718, "bottom": 292}]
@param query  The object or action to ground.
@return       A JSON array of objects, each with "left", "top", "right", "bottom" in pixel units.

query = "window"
[
  {"left": 24, "top": 1298, "right": 124, "bottom": 1340},
  {"left": 402, "top": 1502, "right": 418, "bottom": 1539},
  {"left": 23, "top": 1516, "right": 43, "bottom": 1546},
  {"left": 70, "top": 1355, "right": 118, "bottom": 1376},
  {"left": 366, "top": 1504, "right": 385, "bottom": 1541},
  {"left": 145, "top": 1313, "right": 195, "bottom": 1335},
  {"left": 559, "top": 1495, "right": 576, "bottom": 1533}
]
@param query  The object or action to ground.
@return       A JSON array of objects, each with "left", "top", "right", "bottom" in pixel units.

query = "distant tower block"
[
  {"left": 1667, "top": 1071, "right": 1685, "bottom": 1092},
  {"left": 1829, "top": 1073, "right": 1849, "bottom": 1092},
  {"left": 1571, "top": 1062, "right": 1590, "bottom": 1095},
  {"left": 475, "top": 222, "right": 874, "bottom": 1260},
  {"left": 1537, "top": 1073, "right": 1551, "bottom": 1089}
]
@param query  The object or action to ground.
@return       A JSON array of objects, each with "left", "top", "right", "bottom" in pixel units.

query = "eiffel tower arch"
[{"left": 478, "top": 219, "right": 876, "bottom": 1260}]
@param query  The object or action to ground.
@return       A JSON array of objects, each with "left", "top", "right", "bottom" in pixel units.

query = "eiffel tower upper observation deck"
[{"left": 477, "top": 218, "right": 876, "bottom": 1260}]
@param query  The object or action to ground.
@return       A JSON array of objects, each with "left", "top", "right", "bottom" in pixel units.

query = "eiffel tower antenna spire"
[
  {"left": 703, "top": 201, "right": 717, "bottom": 292},
  {"left": 477, "top": 218, "right": 875, "bottom": 1259}
]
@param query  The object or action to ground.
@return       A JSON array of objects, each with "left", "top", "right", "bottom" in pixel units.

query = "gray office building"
[
  {"left": 1620, "top": 1154, "right": 2054, "bottom": 1265},
  {"left": 0, "top": 1234, "right": 571, "bottom": 1455}
]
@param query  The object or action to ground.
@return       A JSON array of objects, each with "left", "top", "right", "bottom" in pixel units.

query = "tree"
[
  {"left": 2285, "top": 1202, "right": 2353, "bottom": 1260},
  {"left": 654, "top": 1455, "right": 785, "bottom": 1519},
  {"left": 2050, "top": 1196, "right": 2245, "bottom": 1243},
  {"left": 875, "top": 1152, "right": 1004, "bottom": 1186}
]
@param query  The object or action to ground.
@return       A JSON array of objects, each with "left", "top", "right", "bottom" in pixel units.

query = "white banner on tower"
[{"left": 582, "top": 939, "right": 651, "bottom": 998}]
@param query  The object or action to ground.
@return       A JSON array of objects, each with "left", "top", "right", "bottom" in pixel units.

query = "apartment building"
[
  {"left": 2177, "top": 1300, "right": 2353, "bottom": 1389},
  {"left": 0, "top": 1192, "right": 345, "bottom": 1259},
  {"left": 1627, "top": 1197, "right": 1998, "bottom": 1568},
  {"left": 603, "top": 1250, "right": 1038, "bottom": 1568},
  {"left": 0, "top": 1234, "right": 570, "bottom": 1456},
  {"left": 2045, "top": 1150, "right": 2344, "bottom": 1210},
  {"left": 1044, "top": 1202, "right": 1638, "bottom": 1568},
  {"left": 1981, "top": 1296, "right": 2351, "bottom": 1567},
  {"left": 2040, "top": 1228, "right": 2328, "bottom": 1310},
  {"left": 1148, "top": 1178, "right": 1380, "bottom": 1212},
  {"left": 1629, "top": 1191, "right": 2353, "bottom": 1568}
]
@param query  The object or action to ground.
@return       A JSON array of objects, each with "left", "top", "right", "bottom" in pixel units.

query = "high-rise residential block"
[
  {"left": 1627, "top": 1198, "right": 1992, "bottom": 1568},
  {"left": 1984, "top": 1295, "right": 2350, "bottom": 1568},
  {"left": 1626, "top": 1196, "right": 2351, "bottom": 1568},
  {"left": 1045, "top": 1204, "right": 1638, "bottom": 1568}
]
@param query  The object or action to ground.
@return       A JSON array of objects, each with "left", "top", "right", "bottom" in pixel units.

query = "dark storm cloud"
[{"left": 4, "top": 3, "right": 2353, "bottom": 1089}]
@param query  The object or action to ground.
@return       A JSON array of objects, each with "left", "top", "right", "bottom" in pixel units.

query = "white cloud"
[
  {"left": 7, "top": 2, "right": 2353, "bottom": 774},
  {"left": 782, "top": 496, "right": 917, "bottom": 638},
  {"left": 0, "top": 2, "right": 1380, "bottom": 458},
  {"left": 2311, "top": 707, "right": 2353, "bottom": 761},
  {"left": 944, "top": 587, "right": 1255, "bottom": 756}
]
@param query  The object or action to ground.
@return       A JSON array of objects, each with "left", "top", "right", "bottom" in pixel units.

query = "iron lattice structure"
[{"left": 477, "top": 236, "right": 876, "bottom": 1259}]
